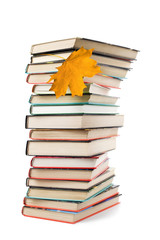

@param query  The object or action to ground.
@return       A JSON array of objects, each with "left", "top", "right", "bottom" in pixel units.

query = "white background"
[{"left": 1, "top": 0, "right": 160, "bottom": 239}]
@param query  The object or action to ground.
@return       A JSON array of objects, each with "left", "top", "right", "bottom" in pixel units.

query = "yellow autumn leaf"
[{"left": 47, "top": 47, "right": 101, "bottom": 98}]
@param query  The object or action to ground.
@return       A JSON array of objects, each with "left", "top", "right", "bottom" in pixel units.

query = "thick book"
[
  {"left": 32, "top": 84, "right": 120, "bottom": 96},
  {"left": 26, "top": 62, "right": 128, "bottom": 78},
  {"left": 30, "top": 37, "right": 138, "bottom": 60},
  {"left": 29, "top": 94, "right": 118, "bottom": 106},
  {"left": 29, "top": 128, "right": 118, "bottom": 141},
  {"left": 28, "top": 159, "right": 109, "bottom": 181},
  {"left": 24, "top": 185, "right": 119, "bottom": 211},
  {"left": 30, "top": 104, "right": 119, "bottom": 115},
  {"left": 26, "top": 176, "right": 114, "bottom": 201},
  {"left": 22, "top": 194, "right": 120, "bottom": 224},
  {"left": 31, "top": 51, "right": 131, "bottom": 68},
  {"left": 26, "top": 168, "right": 115, "bottom": 190},
  {"left": 26, "top": 137, "right": 116, "bottom": 157},
  {"left": 25, "top": 114, "right": 124, "bottom": 129}
]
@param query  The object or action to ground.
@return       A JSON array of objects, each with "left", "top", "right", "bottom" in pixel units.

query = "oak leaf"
[{"left": 47, "top": 47, "right": 101, "bottom": 98}]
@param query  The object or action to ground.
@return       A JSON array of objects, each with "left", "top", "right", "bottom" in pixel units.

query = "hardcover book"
[
  {"left": 30, "top": 153, "right": 109, "bottom": 169},
  {"left": 28, "top": 159, "right": 109, "bottom": 181},
  {"left": 24, "top": 185, "right": 119, "bottom": 212},
  {"left": 31, "top": 83, "right": 120, "bottom": 96},
  {"left": 31, "top": 37, "right": 138, "bottom": 60},
  {"left": 26, "top": 137, "right": 116, "bottom": 157},
  {"left": 22, "top": 194, "right": 120, "bottom": 224},
  {"left": 26, "top": 168, "right": 115, "bottom": 190},
  {"left": 31, "top": 51, "right": 131, "bottom": 68},
  {"left": 30, "top": 104, "right": 119, "bottom": 115},
  {"left": 25, "top": 114, "right": 124, "bottom": 129},
  {"left": 29, "top": 128, "right": 118, "bottom": 141},
  {"left": 27, "top": 74, "right": 122, "bottom": 88},
  {"left": 26, "top": 176, "right": 114, "bottom": 201},
  {"left": 26, "top": 62, "right": 128, "bottom": 78},
  {"left": 29, "top": 94, "right": 118, "bottom": 105}
]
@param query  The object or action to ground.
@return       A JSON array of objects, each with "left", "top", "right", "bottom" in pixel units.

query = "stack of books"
[{"left": 22, "top": 38, "right": 138, "bottom": 223}]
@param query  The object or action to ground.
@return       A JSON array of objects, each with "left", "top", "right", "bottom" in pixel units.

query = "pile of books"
[{"left": 22, "top": 38, "right": 138, "bottom": 223}]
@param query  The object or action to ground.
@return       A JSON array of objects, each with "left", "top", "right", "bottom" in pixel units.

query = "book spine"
[
  {"left": 29, "top": 95, "right": 32, "bottom": 104},
  {"left": 25, "top": 64, "right": 29, "bottom": 73},
  {"left": 25, "top": 116, "right": 28, "bottom": 129},
  {"left": 32, "top": 85, "right": 35, "bottom": 92},
  {"left": 30, "top": 157, "right": 35, "bottom": 167},
  {"left": 26, "top": 178, "right": 29, "bottom": 186},
  {"left": 29, "top": 130, "right": 32, "bottom": 139},
  {"left": 26, "top": 188, "right": 30, "bottom": 196},
  {"left": 30, "top": 106, "right": 32, "bottom": 114},
  {"left": 23, "top": 197, "right": 26, "bottom": 205},
  {"left": 28, "top": 169, "right": 31, "bottom": 178},
  {"left": 26, "top": 74, "right": 29, "bottom": 83},
  {"left": 25, "top": 141, "right": 29, "bottom": 155}
]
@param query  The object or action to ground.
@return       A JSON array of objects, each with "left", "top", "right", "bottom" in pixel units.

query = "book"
[
  {"left": 29, "top": 94, "right": 118, "bottom": 105},
  {"left": 30, "top": 154, "right": 108, "bottom": 169},
  {"left": 26, "top": 114, "right": 124, "bottom": 129},
  {"left": 26, "top": 62, "right": 128, "bottom": 78},
  {"left": 30, "top": 104, "right": 119, "bottom": 115},
  {"left": 26, "top": 168, "right": 115, "bottom": 190},
  {"left": 27, "top": 74, "right": 122, "bottom": 88},
  {"left": 31, "top": 51, "right": 131, "bottom": 68},
  {"left": 26, "top": 137, "right": 116, "bottom": 157},
  {"left": 26, "top": 176, "right": 114, "bottom": 201},
  {"left": 30, "top": 153, "right": 109, "bottom": 169},
  {"left": 22, "top": 194, "right": 120, "bottom": 224},
  {"left": 28, "top": 159, "right": 109, "bottom": 181},
  {"left": 32, "top": 84, "right": 120, "bottom": 96},
  {"left": 24, "top": 185, "right": 119, "bottom": 211},
  {"left": 31, "top": 37, "right": 138, "bottom": 60},
  {"left": 29, "top": 128, "right": 118, "bottom": 141}
]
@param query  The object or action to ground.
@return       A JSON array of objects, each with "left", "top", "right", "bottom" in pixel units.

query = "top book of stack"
[{"left": 31, "top": 37, "right": 138, "bottom": 60}]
